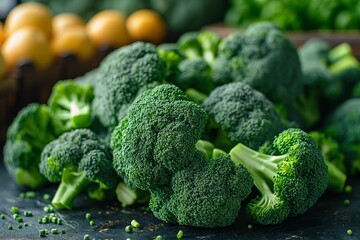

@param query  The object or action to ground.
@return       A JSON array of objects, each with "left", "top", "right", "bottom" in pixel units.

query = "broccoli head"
[
  {"left": 40, "top": 129, "right": 120, "bottom": 209},
  {"left": 92, "top": 42, "right": 167, "bottom": 131},
  {"left": 202, "top": 82, "right": 285, "bottom": 151},
  {"left": 111, "top": 84, "right": 207, "bottom": 190},
  {"left": 229, "top": 128, "right": 328, "bottom": 224},
  {"left": 3, "top": 103, "right": 64, "bottom": 189},
  {"left": 212, "top": 22, "right": 303, "bottom": 106},
  {"left": 325, "top": 98, "right": 360, "bottom": 175},
  {"left": 48, "top": 80, "right": 94, "bottom": 130}
]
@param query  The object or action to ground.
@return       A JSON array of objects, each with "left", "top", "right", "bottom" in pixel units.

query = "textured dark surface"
[{"left": 0, "top": 159, "right": 359, "bottom": 240}]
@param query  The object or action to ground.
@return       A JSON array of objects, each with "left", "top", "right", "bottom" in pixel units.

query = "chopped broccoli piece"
[
  {"left": 229, "top": 128, "right": 328, "bottom": 225},
  {"left": 48, "top": 80, "right": 94, "bottom": 130},
  {"left": 40, "top": 129, "right": 120, "bottom": 209},
  {"left": 3, "top": 104, "right": 65, "bottom": 189}
]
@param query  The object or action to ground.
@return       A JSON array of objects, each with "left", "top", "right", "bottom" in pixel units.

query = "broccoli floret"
[
  {"left": 212, "top": 22, "right": 303, "bottom": 106},
  {"left": 309, "top": 131, "right": 347, "bottom": 193},
  {"left": 3, "top": 104, "right": 64, "bottom": 189},
  {"left": 92, "top": 42, "right": 166, "bottom": 131},
  {"left": 202, "top": 82, "right": 285, "bottom": 151},
  {"left": 157, "top": 44, "right": 184, "bottom": 83},
  {"left": 229, "top": 128, "right": 328, "bottom": 225},
  {"left": 177, "top": 31, "right": 221, "bottom": 65},
  {"left": 40, "top": 129, "right": 120, "bottom": 209},
  {"left": 150, "top": 152, "right": 252, "bottom": 228},
  {"left": 111, "top": 84, "right": 207, "bottom": 190},
  {"left": 325, "top": 98, "right": 360, "bottom": 175},
  {"left": 48, "top": 80, "right": 94, "bottom": 130}
]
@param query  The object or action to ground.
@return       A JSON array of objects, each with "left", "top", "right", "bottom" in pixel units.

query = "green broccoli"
[
  {"left": 48, "top": 80, "right": 94, "bottom": 130},
  {"left": 3, "top": 103, "right": 64, "bottom": 189},
  {"left": 212, "top": 22, "right": 303, "bottom": 106},
  {"left": 40, "top": 129, "right": 120, "bottom": 209},
  {"left": 150, "top": 152, "right": 252, "bottom": 228},
  {"left": 202, "top": 82, "right": 285, "bottom": 151},
  {"left": 325, "top": 98, "right": 360, "bottom": 175},
  {"left": 92, "top": 42, "right": 166, "bottom": 131},
  {"left": 309, "top": 131, "right": 347, "bottom": 193},
  {"left": 111, "top": 84, "right": 207, "bottom": 190},
  {"left": 229, "top": 128, "right": 328, "bottom": 225}
]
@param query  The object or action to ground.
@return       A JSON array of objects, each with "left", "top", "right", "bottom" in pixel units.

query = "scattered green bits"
[
  {"left": 177, "top": 229, "right": 184, "bottom": 239},
  {"left": 347, "top": 229, "right": 353, "bottom": 235},
  {"left": 12, "top": 213, "right": 19, "bottom": 220},
  {"left": 155, "top": 235, "right": 163, "bottom": 240},
  {"left": 89, "top": 220, "right": 95, "bottom": 226},
  {"left": 18, "top": 224, "right": 23, "bottom": 229},
  {"left": 86, "top": 213, "right": 91, "bottom": 219},
  {"left": 131, "top": 219, "right": 140, "bottom": 228},
  {"left": 51, "top": 228, "right": 59, "bottom": 234},
  {"left": 43, "top": 194, "right": 51, "bottom": 201},
  {"left": 39, "top": 229, "right": 46, "bottom": 237},
  {"left": 57, "top": 218, "right": 63, "bottom": 225},
  {"left": 344, "top": 199, "right": 350, "bottom": 206},
  {"left": 41, "top": 217, "right": 48, "bottom": 224},
  {"left": 24, "top": 211, "right": 33, "bottom": 217},
  {"left": 84, "top": 234, "right": 90, "bottom": 240},
  {"left": 345, "top": 185, "right": 352, "bottom": 194},
  {"left": 25, "top": 191, "right": 36, "bottom": 199},
  {"left": 17, "top": 217, "right": 24, "bottom": 222},
  {"left": 125, "top": 225, "right": 133, "bottom": 233},
  {"left": 248, "top": 224, "right": 253, "bottom": 229},
  {"left": 8, "top": 225, "right": 13, "bottom": 230},
  {"left": 19, "top": 193, "right": 26, "bottom": 199},
  {"left": 0, "top": 214, "right": 5, "bottom": 219},
  {"left": 61, "top": 229, "right": 66, "bottom": 234},
  {"left": 11, "top": 207, "right": 19, "bottom": 214},
  {"left": 24, "top": 223, "right": 28, "bottom": 227}
]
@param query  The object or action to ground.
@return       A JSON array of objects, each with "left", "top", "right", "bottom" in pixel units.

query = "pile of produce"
[
  {"left": 226, "top": 0, "right": 360, "bottom": 30},
  {"left": 3, "top": 22, "right": 360, "bottom": 230}
]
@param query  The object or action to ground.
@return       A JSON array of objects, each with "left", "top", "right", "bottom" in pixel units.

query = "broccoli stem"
[
  {"left": 229, "top": 143, "right": 286, "bottom": 192},
  {"left": 56, "top": 96, "right": 92, "bottom": 128},
  {"left": 52, "top": 168, "right": 90, "bottom": 209},
  {"left": 326, "top": 161, "right": 347, "bottom": 193}
]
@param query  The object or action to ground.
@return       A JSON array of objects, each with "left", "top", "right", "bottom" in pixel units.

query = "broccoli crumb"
[
  {"left": 61, "top": 229, "right": 66, "bottom": 234},
  {"left": 177, "top": 229, "right": 184, "bottom": 239},
  {"left": 51, "top": 228, "right": 59, "bottom": 234},
  {"left": 125, "top": 225, "right": 133, "bottom": 233},
  {"left": 25, "top": 191, "right": 36, "bottom": 199},
  {"left": 11, "top": 207, "right": 19, "bottom": 214},
  {"left": 8, "top": 225, "right": 13, "bottom": 230},
  {"left": 57, "top": 218, "right": 63, "bottom": 225},
  {"left": 24, "top": 223, "right": 28, "bottom": 227},
  {"left": 347, "top": 229, "right": 353, "bottom": 235},
  {"left": 345, "top": 185, "right": 352, "bottom": 194},
  {"left": 86, "top": 213, "right": 92, "bottom": 219},
  {"left": 39, "top": 229, "right": 46, "bottom": 237},
  {"left": 89, "top": 220, "right": 95, "bottom": 226},
  {"left": 155, "top": 235, "right": 163, "bottom": 240},
  {"left": 248, "top": 224, "right": 253, "bottom": 229},
  {"left": 84, "top": 234, "right": 90, "bottom": 240},
  {"left": 0, "top": 214, "right": 5, "bottom": 219},
  {"left": 18, "top": 224, "right": 23, "bottom": 229},
  {"left": 344, "top": 199, "right": 350, "bottom": 206},
  {"left": 43, "top": 194, "right": 51, "bottom": 201},
  {"left": 19, "top": 193, "right": 26, "bottom": 198},
  {"left": 131, "top": 219, "right": 140, "bottom": 228},
  {"left": 24, "top": 211, "right": 33, "bottom": 217}
]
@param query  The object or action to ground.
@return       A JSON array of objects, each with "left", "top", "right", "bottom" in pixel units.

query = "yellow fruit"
[
  {"left": 2, "top": 26, "right": 53, "bottom": 70},
  {"left": 52, "top": 26, "right": 95, "bottom": 61},
  {"left": 4, "top": 2, "right": 53, "bottom": 38},
  {"left": 52, "top": 13, "right": 85, "bottom": 36},
  {"left": 126, "top": 9, "right": 166, "bottom": 44},
  {"left": 86, "top": 10, "right": 130, "bottom": 49}
]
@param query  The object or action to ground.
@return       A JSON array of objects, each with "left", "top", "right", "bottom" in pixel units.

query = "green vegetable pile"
[
  {"left": 3, "top": 21, "right": 360, "bottom": 228},
  {"left": 226, "top": 0, "right": 360, "bottom": 30}
]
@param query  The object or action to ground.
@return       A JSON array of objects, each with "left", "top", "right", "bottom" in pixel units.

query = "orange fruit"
[
  {"left": 52, "top": 13, "right": 85, "bottom": 36},
  {"left": 2, "top": 26, "right": 53, "bottom": 70},
  {"left": 0, "top": 22, "right": 5, "bottom": 46},
  {"left": 52, "top": 26, "right": 95, "bottom": 61},
  {"left": 86, "top": 10, "right": 130, "bottom": 49},
  {"left": 4, "top": 2, "right": 53, "bottom": 38},
  {"left": 126, "top": 9, "right": 166, "bottom": 44}
]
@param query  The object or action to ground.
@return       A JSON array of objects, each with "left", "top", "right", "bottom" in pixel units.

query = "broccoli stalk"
[
  {"left": 52, "top": 168, "right": 90, "bottom": 209},
  {"left": 228, "top": 128, "right": 328, "bottom": 225}
]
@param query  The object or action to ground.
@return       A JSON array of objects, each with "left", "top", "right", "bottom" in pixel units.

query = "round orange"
[
  {"left": 86, "top": 10, "right": 130, "bottom": 49},
  {"left": 2, "top": 26, "right": 53, "bottom": 70},
  {"left": 126, "top": 9, "right": 166, "bottom": 44},
  {"left": 4, "top": 2, "right": 53, "bottom": 38},
  {"left": 52, "top": 26, "right": 95, "bottom": 61},
  {"left": 52, "top": 13, "right": 85, "bottom": 36}
]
